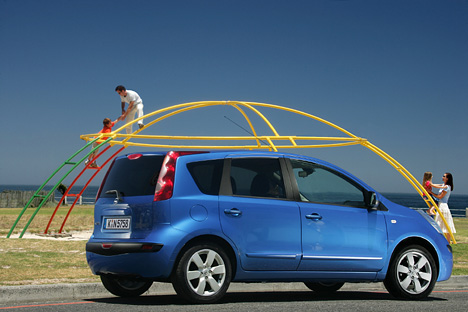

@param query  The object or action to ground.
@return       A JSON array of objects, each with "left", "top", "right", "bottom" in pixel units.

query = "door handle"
[
  {"left": 305, "top": 213, "right": 322, "bottom": 220},
  {"left": 224, "top": 208, "right": 242, "bottom": 217}
]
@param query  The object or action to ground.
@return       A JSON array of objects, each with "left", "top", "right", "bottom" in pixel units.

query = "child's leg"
[{"left": 87, "top": 142, "right": 99, "bottom": 163}]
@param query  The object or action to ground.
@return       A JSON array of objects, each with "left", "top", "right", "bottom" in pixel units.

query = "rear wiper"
[{"left": 106, "top": 190, "right": 123, "bottom": 204}]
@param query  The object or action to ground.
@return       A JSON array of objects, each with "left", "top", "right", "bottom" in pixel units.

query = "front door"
[{"left": 289, "top": 159, "right": 387, "bottom": 272}]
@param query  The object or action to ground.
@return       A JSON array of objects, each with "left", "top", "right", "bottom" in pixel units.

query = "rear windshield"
[{"left": 99, "top": 155, "right": 165, "bottom": 198}]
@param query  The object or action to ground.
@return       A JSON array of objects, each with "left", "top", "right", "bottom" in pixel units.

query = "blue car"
[{"left": 86, "top": 150, "right": 453, "bottom": 303}]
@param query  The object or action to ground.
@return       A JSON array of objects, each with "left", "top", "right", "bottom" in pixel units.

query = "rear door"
[
  {"left": 94, "top": 153, "right": 165, "bottom": 239},
  {"left": 219, "top": 156, "right": 302, "bottom": 271}
]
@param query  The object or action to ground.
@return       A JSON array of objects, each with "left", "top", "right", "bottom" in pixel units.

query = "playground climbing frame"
[{"left": 8, "top": 101, "right": 456, "bottom": 243}]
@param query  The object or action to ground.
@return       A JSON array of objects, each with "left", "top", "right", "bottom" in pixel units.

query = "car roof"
[
  {"left": 117, "top": 150, "right": 332, "bottom": 167},
  {"left": 112, "top": 150, "right": 375, "bottom": 192}
]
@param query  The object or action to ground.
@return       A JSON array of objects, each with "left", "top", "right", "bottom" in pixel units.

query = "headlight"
[{"left": 417, "top": 210, "right": 443, "bottom": 234}]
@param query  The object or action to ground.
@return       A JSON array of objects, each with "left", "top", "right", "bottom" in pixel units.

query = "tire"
[
  {"left": 100, "top": 275, "right": 153, "bottom": 297},
  {"left": 304, "top": 282, "right": 345, "bottom": 293},
  {"left": 172, "top": 242, "right": 232, "bottom": 303},
  {"left": 384, "top": 245, "right": 437, "bottom": 300}
]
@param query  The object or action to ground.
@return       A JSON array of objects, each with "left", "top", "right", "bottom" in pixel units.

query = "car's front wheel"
[
  {"left": 304, "top": 282, "right": 345, "bottom": 293},
  {"left": 100, "top": 275, "right": 153, "bottom": 297},
  {"left": 172, "top": 242, "right": 232, "bottom": 303},
  {"left": 384, "top": 245, "right": 437, "bottom": 300}
]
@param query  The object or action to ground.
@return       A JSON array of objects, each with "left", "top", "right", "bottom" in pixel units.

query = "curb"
[{"left": 1, "top": 276, "right": 467, "bottom": 305}]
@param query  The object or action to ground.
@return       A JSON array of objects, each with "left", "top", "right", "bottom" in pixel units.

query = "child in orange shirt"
[{"left": 85, "top": 117, "right": 121, "bottom": 167}]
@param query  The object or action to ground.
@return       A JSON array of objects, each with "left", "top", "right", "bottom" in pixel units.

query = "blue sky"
[{"left": 1, "top": 0, "right": 467, "bottom": 195}]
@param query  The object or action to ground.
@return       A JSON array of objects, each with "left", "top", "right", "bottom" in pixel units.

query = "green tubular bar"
[{"left": 7, "top": 137, "right": 112, "bottom": 238}]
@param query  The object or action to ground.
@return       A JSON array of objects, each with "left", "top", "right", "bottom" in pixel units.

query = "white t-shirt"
[{"left": 120, "top": 90, "right": 142, "bottom": 105}]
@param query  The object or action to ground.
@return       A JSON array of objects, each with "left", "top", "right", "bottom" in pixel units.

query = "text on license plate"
[{"left": 104, "top": 218, "right": 130, "bottom": 230}]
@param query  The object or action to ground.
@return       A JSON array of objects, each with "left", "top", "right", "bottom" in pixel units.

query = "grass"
[
  {"left": 0, "top": 207, "right": 467, "bottom": 286},
  {"left": 0, "top": 205, "right": 94, "bottom": 236},
  {"left": 452, "top": 218, "right": 468, "bottom": 275},
  {"left": 0, "top": 205, "right": 97, "bottom": 286},
  {"left": 0, "top": 239, "right": 98, "bottom": 286}
]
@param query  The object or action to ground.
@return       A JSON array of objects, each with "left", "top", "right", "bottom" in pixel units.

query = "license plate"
[{"left": 103, "top": 217, "right": 131, "bottom": 230}]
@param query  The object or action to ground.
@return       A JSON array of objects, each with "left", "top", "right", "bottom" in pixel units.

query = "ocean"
[{"left": 1, "top": 185, "right": 467, "bottom": 217}]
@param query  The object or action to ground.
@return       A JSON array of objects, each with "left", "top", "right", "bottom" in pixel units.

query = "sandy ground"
[{"left": 3, "top": 230, "right": 92, "bottom": 240}]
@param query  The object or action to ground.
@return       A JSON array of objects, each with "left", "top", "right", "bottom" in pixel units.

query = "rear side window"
[
  {"left": 99, "top": 155, "right": 165, "bottom": 198},
  {"left": 230, "top": 158, "right": 286, "bottom": 199},
  {"left": 187, "top": 159, "right": 223, "bottom": 195}
]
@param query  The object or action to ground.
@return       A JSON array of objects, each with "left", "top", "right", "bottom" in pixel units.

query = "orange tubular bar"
[{"left": 58, "top": 146, "right": 125, "bottom": 233}]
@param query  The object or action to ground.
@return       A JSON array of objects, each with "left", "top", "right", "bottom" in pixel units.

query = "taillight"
[
  {"left": 154, "top": 151, "right": 178, "bottom": 201},
  {"left": 154, "top": 151, "right": 207, "bottom": 201},
  {"left": 102, "top": 243, "right": 112, "bottom": 249}
]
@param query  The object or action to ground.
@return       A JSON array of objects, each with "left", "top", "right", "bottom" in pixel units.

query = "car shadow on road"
[{"left": 87, "top": 290, "right": 447, "bottom": 306}]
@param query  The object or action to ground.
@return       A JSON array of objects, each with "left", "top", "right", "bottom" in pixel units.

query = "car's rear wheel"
[
  {"left": 384, "top": 245, "right": 437, "bottom": 300},
  {"left": 172, "top": 242, "right": 232, "bottom": 303},
  {"left": 100, "top": 275, "right": 153, "bottom": 297},
  {"left": 304, "top": 282, "right": 345, "bottom": 293}
]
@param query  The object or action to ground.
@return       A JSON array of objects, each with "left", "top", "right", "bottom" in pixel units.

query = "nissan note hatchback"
[{"left": 86, "top": 151, "right": 453, "bottom": 303}]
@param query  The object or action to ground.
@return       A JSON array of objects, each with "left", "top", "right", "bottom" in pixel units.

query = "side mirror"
[
  {"left": 367, "top": 192, "right": 380, "bottom": 210},
  {"left": 298, "top": 168, "right": 315, "bottom": 178}
]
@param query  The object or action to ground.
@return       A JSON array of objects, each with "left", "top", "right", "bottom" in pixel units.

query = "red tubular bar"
[
  {"left": 44, "top": 145, "right": 113, "bottom": 234},
  {"left": 58, "top": 146, "right": 126, "bottom": 233}
]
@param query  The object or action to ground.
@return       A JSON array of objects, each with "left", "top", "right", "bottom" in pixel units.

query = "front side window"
[
  {"left": 291, "top": 159, "right": 366, "bottom": 207},
  {"left": 230, "top": 158, "right": 286, "bottom": 199}
]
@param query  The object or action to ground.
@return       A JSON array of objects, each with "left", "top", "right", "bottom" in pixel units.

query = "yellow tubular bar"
[
  {"left": 110, "top": 141, "right": 363, "bottom": 150},
  {"left": 363, "top": 142, "right": 456, "bottom": 243},
  {"left": 231, "top": 104, "right": 262, "bottom": 147},
  {"left": 236, "top": 102, "right": 280, "bottom": 137},
  {"left": 79, "top": 101, "right": 455, "bottom": 243},
  {"left": 109, "top": 134, "right": 363, "bottom": 141}
]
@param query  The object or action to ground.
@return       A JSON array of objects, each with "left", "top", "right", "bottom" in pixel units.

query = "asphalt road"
[
  {"left": 1, "top": 289, "right": 468, "bottom": 312},
  {"left": 1, "top": 281, "right": 468, "bottom": 312}
]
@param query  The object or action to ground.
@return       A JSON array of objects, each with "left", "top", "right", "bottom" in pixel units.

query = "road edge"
[{"left": 1, "top": 276, "right": 467, "bottom": 305}]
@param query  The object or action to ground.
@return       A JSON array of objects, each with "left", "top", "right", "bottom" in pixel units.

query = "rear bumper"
[{"left": 86, "top": 242, "right": 163, "bottom": 256}]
